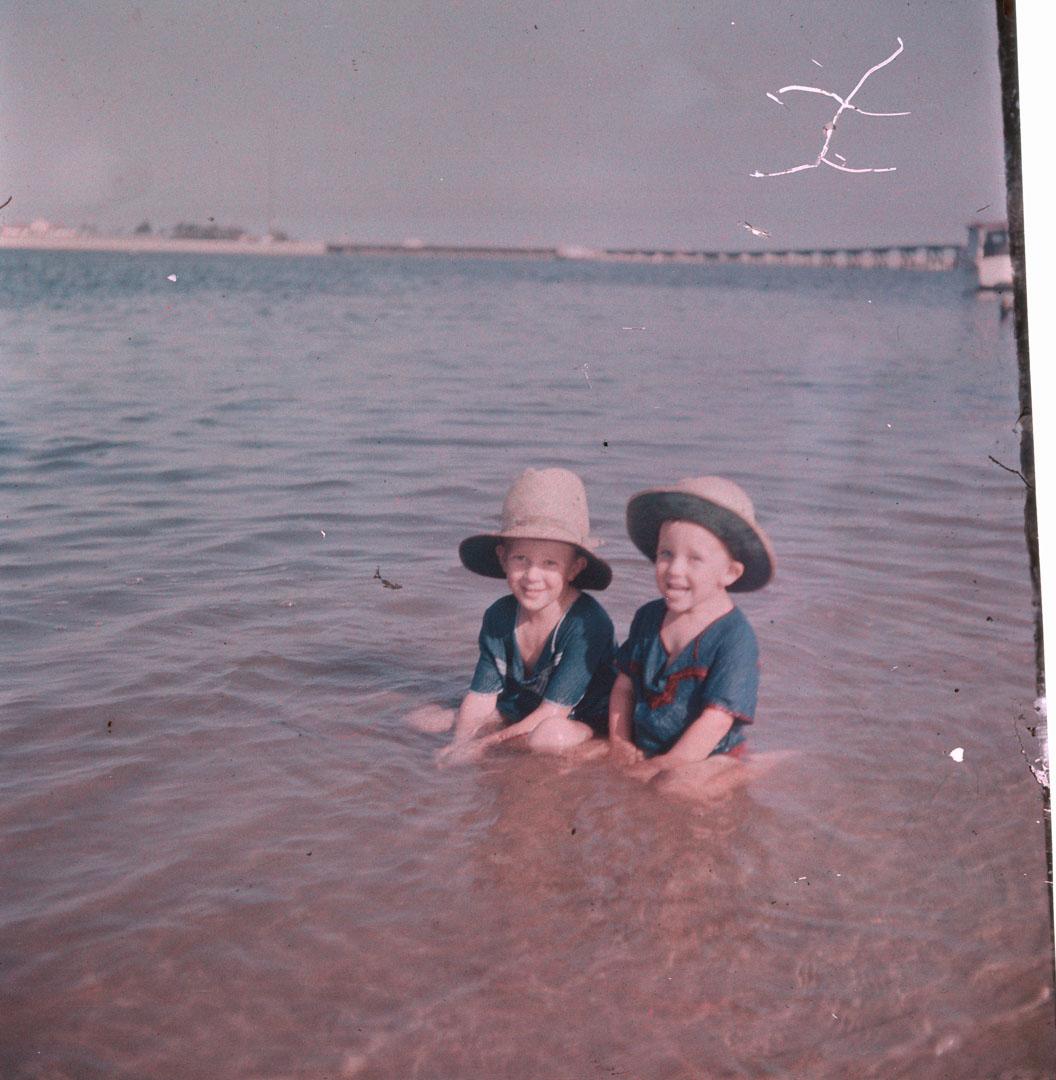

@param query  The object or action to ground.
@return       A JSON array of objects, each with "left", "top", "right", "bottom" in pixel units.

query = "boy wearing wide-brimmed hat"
[
  {"left": 609, "top": 476, "right": 774, "bottom": 788},
  {"left": 423, "top": 468, "right": 616, "bottom": 763}
]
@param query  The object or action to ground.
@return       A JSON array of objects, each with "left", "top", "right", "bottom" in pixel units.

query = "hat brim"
[
  {"left": 625, "top": 491, "right": 774, "bottom": 592},
  {"left": 459, "top": 534, "right": 612, "bottom": 591}
]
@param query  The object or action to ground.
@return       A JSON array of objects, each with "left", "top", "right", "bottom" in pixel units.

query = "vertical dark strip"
[
  {"left": 996, "top": 0, "right": 1054, "bottom": 1006},
  {"left": 995, "top": 0, "right": 1037, "bottom": 662}
]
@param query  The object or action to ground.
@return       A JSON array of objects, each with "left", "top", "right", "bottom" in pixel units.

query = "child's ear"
[
  {"left": 570, "top": 554, "right": 588, "bottom": 581},
  {"left": 495, "top": 543, "right": 507, "bottom": 571},
  {"left": 723, "top": 559, "right": 745, "bottom": 588}
]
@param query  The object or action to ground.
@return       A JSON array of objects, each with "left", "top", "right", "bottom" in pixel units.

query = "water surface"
[{"left": 1, "top": 250, "right": 1050, "bottom": 1078}]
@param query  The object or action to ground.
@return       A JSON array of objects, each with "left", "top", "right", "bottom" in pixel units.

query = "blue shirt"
[
  {"left": 615, "top": 600, "right": 759, "bottom": 757},
  {"left": 469, "top": 593, "right": 617, "bottom": 728}
]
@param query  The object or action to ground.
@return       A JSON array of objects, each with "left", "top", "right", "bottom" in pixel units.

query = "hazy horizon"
[{"left": 1, "top": 2, "right": 1008, "bottom": 250}]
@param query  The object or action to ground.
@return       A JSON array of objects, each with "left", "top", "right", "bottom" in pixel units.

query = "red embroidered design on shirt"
[{"left": 645, "top": 666, "right": 710, "bottom": 710}]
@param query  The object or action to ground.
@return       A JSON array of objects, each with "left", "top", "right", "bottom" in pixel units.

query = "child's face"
[
  {"left": 655, "top": 520, "right": 744, "bottom": 614},
  {"left": 497, "top": 538, "right": 587, "bottom": 613}
]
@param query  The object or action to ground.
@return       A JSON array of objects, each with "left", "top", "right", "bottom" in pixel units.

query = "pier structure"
[
  {"left": 326, "top": 240, "right": 963, "bottom": 271},
  {"left": 600, "top": 244, "right": 962, "bottom": 270}
]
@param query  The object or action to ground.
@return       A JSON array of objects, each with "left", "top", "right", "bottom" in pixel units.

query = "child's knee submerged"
[
  {"left": 652, "top": 754, "right": 743, "bottom": 799},
  {"left": 405, "top": 704, "right": 457, "bottom": 734},
  {"left": 652, "top": 748, "right": 796, "bottom": 799},
  {"left": 526, "top": 715, "right": 595, "bottom": 755}
]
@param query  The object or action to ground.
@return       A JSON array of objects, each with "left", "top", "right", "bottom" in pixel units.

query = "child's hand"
[
  {"left": 436, "top": 736, "right": 491, "bottom": 767},
  {"left": 609, "top": 736, "right": 644, "bottom": 766},
  {"left": 625, "top": 758, "right": 664, "bottom": 783}
]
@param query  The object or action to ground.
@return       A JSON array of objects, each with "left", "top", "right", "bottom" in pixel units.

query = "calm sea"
[{"left": 1, "top": 249, "right": 1051, "bottom": 1079}]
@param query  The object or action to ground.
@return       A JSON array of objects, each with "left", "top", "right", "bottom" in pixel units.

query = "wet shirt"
[
  {"left": 616, "top": 600, "right": 758, "bottom": 757},
  {"left": 469, "top": 593, "right": 617, "bottom": 727}
]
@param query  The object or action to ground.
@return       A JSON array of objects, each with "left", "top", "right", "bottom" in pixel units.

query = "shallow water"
[{"left": 1, "top": 250, "right": 1051, "bottom": 1078}]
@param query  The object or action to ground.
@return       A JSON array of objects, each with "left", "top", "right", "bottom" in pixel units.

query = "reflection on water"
[{"left": 0, "top": 251, "right": 1050, "bottom": 1078}]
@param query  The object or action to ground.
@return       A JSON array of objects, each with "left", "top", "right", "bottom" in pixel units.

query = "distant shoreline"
[
  {"left": 0, "top": 235, "right": 565, "bottom": 260},
  {"left": 0, "top": 235, "right": 327, "bottom": 257},
  {"left": 0, "top": 233, "right": 968, "bottom": 270}
]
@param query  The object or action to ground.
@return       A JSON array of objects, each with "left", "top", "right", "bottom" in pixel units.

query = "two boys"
[{"left": 413, "top": 467, "right": 774, "bottom": 788}]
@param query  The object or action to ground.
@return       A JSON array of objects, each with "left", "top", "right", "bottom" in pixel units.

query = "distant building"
[{"left": 170, "top": 222, "right": 247, "bottom": 241}]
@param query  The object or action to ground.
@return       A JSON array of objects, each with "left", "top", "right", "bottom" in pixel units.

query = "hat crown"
[
  {"left": 672, "top": 476, "right": 757, "bottom": 526},
  {"left": 459, "top": 467, "right": 612, "bottom": 590},
  {"left": 500, "top": 467, "right": 592, "bottom": 547}
]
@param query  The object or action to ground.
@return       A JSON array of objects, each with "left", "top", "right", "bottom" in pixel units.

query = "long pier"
[
  {"left": 602, "top": 244, "right": 962, "bottom": 270},
  {"left": 326, "top": 241, "right": 964, "bottom": 271}
]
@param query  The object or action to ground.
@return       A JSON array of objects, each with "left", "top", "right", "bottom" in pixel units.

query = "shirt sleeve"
[
  {"left": 699, "top": 617, "right": 759, "bottom": 722},
  {"left": 468, "top": 604, "right": 507, "bottom": 695},
  {"left": 543, "top": 603, "right": 615, "bottom": 707}
]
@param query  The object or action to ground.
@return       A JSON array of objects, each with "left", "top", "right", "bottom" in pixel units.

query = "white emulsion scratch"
[
  {"left": 751, "top": 37, "right": 910, "bottom": 179},
  {"left": 1013, "top": 710, "right": 1049, "bottom": 789}
]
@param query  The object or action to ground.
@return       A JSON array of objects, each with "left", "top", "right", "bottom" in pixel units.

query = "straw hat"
[
  {"left": 625, "top": 476, "right": 774, "bottom": 592},
  {"left": 459, "top": 468, "right": 612, "bottom": 590}
]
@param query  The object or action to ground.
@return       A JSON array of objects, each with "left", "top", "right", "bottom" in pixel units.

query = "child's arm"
[
  {"left": 629, "top": 706, "right": 733, "bottom": 778},
  {"left": 441, "top": 699, "right": 571, "bottom": 764},
  {"left": 435, "top": 690, "right": 501, "bottom": 758},
  {"left": 476, "top": 699, "right": 572, "bottom": 748},
  {"left": 608, "top": 673, "right": 642, "bottom": 764},
  {"left": 452, "top": 691, "right": 501, "bottom": 740},
  {"left": 659, "top": 706, "right": 733, "bottom": 765}
]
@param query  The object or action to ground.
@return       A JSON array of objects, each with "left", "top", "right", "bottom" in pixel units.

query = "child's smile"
[
  {"left": 498, "top": 538, "right": 586, "bottom": 616},
  {"left": 655, "top": 520, "right": 744, "bottom": 616}
]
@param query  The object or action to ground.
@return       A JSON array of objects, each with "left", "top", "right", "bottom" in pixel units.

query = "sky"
[{"left": 0, "top": 1, "right": 1009, "bottom": 250}]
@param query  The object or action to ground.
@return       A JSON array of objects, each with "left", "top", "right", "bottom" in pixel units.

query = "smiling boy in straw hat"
[
  {"left": 609, "top": 476, "right": 774, "bottom": 792},
  {"left": 421, "top": 467, "right": 616, "bottom": 764}
]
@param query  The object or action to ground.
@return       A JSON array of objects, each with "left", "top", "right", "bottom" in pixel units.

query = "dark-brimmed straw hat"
[
  {"left": 625, "top": 476, "right": 775, "bottom": 592},
  {"left": 459, "top": 467, "right": 612, "bottom": 591}
]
